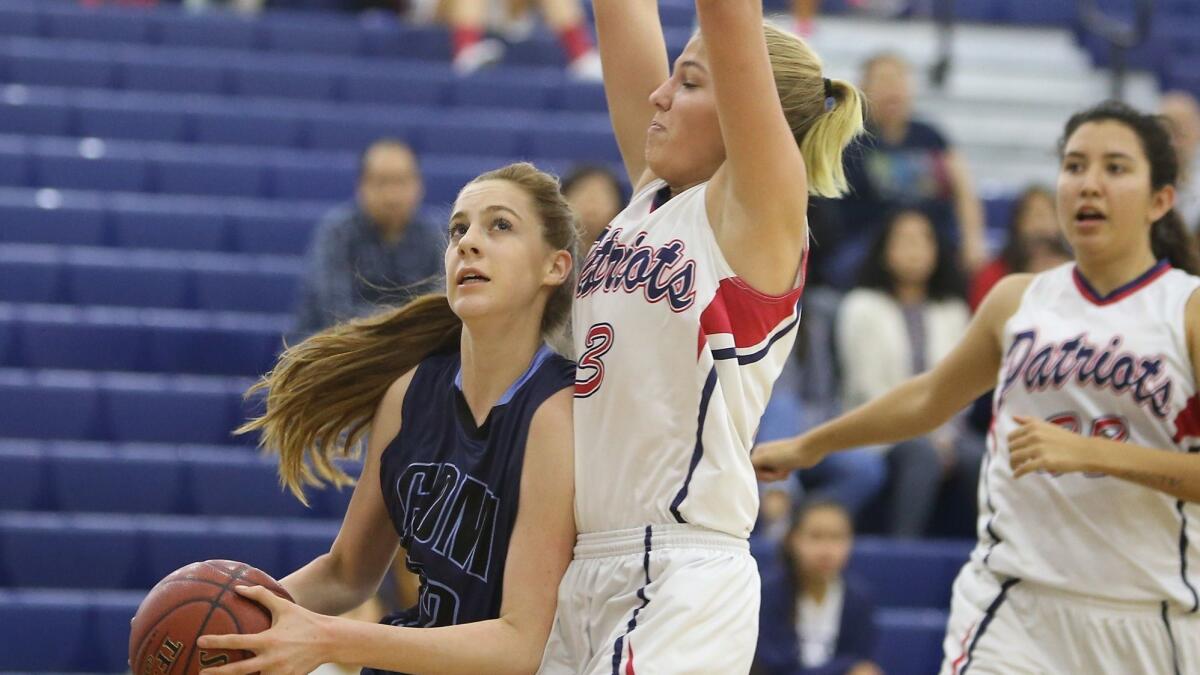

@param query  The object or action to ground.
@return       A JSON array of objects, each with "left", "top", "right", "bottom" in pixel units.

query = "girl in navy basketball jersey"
[
  {"left": 756, "top": 103, "right": 1200, "bottom": 673},
  {"left": 198, "top": 163, "right": 578, "bottom": 675}
]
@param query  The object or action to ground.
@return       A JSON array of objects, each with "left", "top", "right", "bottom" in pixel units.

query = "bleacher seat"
[
  {"left": 154, "top": 154, "right": 268, "bottom": 197},
  {"left": 112, "top": 206, "right": 229, "bottom": 252},
  {"left": 143, "top": 310, "right": 282, "bottom": 376},
  {"left": 229, "top": 210, "right": 316, "bottom": 255},
  {"left": 7, "top": 48, "right": 116, "bottom": 90},
  {"left": 306, "top": 113, "right": 412, "bottom": 151},
  {"left": 342, "top": 69, "right": 449, "bottom": 106},
  {"left": 193, "top": 259, "right": 301, "bottom": 314},
  {"left": 0, "top": 440, "right": 46, "bottom": 511},
  {"left": 850, "top": 538, "right": 972, "bottom": 609},
  {"left": 281, "top": 519, "right": 341, "bottom": 572},
  {"left": 187, "top": 448, "right": 311, "bottom": 519},
  {"left": 48, "top": 442, "right": 186, "bottom": 516},
  {"left": 44, "top": 7, "right": 152, "bottom": 44},
  {"left": 76, "top": 97, "right": 191, "bottom": 142},
  {"left": 16, "top": 304, "right": 146, "bottom": 372},
  {"left": 262, "top": 18, "right": 364, "bottom": 56},
  {"left": 120, "top": 57, "right": 228, "bottom": 96},
  {"left": 92, "top": 591, "right": 143, "bottom": 672},
  {"left": 141, "top": 515, "right": 286, "bottom": 584},
  {"left": 102, "top": 372, "right": 243, "bottom": 445},
  {"left": 0, "top": 5, "right": 38, "bottom": 39},
  {"left": 0, "top": 589, "right": 91, "bottom": 671},
  {"left": 155, "top": 13, "right": 261, "bottom": 50},
  {"left": 0, "top": 198, "right": 108, "bottom": 247},
  {"left": 231, "top": 62, "right": 338, "bottom": 101},
  {"left": 0, "top": 512, "right": 140, "bottom": 589},
  {"left": 0, "top": 369, "right": 101, "bottom": 440},
  {"left": 0, "top": 88, "right": 73, "bottom": 136},
  {"left": 34, "top": 151, "right": 150, "bottom": 192},
  {"left": 63, "top": 248, "right": 191, "bottom": 309},
  {"left": 876, "top": 608, "right": 949, "bottom": 675},
  {"left": 193, "top": 107, "right": 305, "bottom": 148}
]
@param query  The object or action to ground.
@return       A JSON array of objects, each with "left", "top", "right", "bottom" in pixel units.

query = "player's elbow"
[{"left": 495, "top": 613, "right": 555, "bottom": 675}]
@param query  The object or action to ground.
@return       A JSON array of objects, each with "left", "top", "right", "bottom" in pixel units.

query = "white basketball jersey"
[
  {"left": 572, "top": 179, "right": 805, "bottom": 538},
  {"left": 979, "top": 261, "right": 1200, "bottom": 610}
]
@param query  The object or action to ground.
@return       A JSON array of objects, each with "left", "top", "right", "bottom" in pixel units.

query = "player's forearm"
[
  {"left": 325, "top": 615, "right": 547, "bottom": 675},
  {"left": 808, "top": 372, "right": 955, "bottom": 455},
  {"left": 282, "top": 552, "right": 379, "bottom": 617},
  {"left": 1086, "top": 441, "right": 1200, "bottom": 503}
]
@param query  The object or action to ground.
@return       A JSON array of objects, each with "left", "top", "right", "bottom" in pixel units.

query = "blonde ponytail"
[
  {"left": 800, "top": 78, "right": 864, "bottom": 198},
  {"left": 763, "top": 24, "right": 866, "bottom": 198},
  {"left": 237, "top": 295, "right": 462, "bottom": 503}
]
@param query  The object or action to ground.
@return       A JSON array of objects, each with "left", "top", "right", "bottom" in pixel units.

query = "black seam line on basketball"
[
  {"left": 610, "top": 526, "right": 654, "bottom": 675},
  {"left": 959, "top": 578, "right": 1019, "bottom": 675},
  {"left": 133, "top": 599, "right": 221, "bottom": 671},
  {"left": 182, "top": 563, "right": 252, "bottom": 671},
  {"left": 1162, "top": 601, "right": 1182, "bottom": 675}
]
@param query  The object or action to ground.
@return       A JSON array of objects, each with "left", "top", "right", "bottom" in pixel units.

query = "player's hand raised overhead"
[{"left": 752, "top": 436, "right": 825, "bottom": 481}]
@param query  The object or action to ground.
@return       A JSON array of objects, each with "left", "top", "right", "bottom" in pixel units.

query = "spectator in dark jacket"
[
  {"left": 755, "top": 499, "right": 881, "bottom": 675},
  {"left": 294, "top": 139, "right": 444, "bottom": 335}
]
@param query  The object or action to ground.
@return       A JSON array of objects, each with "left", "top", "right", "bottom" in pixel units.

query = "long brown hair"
[{"left": 239, "top": 163, "right": 578, "bottom": 502}]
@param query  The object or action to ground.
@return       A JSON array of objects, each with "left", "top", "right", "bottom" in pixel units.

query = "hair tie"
[{"left": 823, "top": 78, "right": 835, "bottom": 111}]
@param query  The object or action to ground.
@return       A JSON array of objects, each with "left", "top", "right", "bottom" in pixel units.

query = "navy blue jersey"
[{"left": 364, "top": 344, "right": 572, "bottom": 674}]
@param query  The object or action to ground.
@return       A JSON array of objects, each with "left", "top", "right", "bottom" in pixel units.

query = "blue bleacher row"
[
  {"left": 0, "top": 368, "right": 256, "bottom": 445},
  {"left": 0, "top": 440, "right": 355, "bottom": 520},
  {"left": 0, "top": 244, "right": 302, "bottom": 314},
  {"left": 0, "top": 125, "right": 619, "bottom": 203},
  {"left": 0, "top": 588, "right": 946, "bottom": 673},
  {"left": 0, "top": 303, "right": 285, "bottom": 377}
]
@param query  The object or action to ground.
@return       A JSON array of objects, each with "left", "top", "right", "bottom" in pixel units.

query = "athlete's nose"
[{"left": 649, "top": 77, "right": 672, "bottom": 111}]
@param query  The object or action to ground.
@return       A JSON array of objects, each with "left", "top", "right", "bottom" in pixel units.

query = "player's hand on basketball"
[
  {"left": 1008, "top": 415, "right": 1091, "bottom": 479},
  {"left": 752, "top": 435, "right": 822, "bottom": 481},
  {"left": 197, "top": 584, "right": 329, "bottom": 675}
]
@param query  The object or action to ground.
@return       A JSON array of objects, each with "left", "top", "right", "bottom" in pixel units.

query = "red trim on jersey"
[
  {"left": 1174, "top": 393, "right": 1200, "bottom": 443},
  {"left": 626, "top": 641, "right": 636, "bottom": 675},
  {"left": 1072, "top": 260, "right": 1171, "bottom": 307},
  {"left": 697, "top": 248, "right": 808, "bottom": 356},
  {"left": 950, "top": 620, "right": 977, "bottom": 674}
]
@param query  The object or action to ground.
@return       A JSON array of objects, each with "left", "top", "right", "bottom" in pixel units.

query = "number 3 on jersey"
[{"left": 575, "top": 323, "right": 614, "bottom": 398}]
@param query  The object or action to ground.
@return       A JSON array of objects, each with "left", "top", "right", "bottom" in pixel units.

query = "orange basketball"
[{"left": 128, "top": 560, "right": 293, "bottom": 675}]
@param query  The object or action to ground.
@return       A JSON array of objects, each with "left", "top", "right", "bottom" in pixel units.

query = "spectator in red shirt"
[{"left": 967, "top": 185, "right": 1067, "bottom": 310}]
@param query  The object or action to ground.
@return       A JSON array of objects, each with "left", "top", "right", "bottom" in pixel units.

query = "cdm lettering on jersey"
[{"left": 395, "top": 462, "right": 500, "bottom": 582}]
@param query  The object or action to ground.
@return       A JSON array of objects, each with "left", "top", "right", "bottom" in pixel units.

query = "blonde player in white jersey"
[
  {"left": 536, "top": 0, "right": 864, "bottom": 672},
  {"left": 755, "top": 100, "right": 1200, "bottom": 674}
]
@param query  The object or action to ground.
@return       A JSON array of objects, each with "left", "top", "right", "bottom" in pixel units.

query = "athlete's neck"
[
  {"left": 893, "top": 282, "right": 927, "bottom": 306},
  {"left": 458, "top": 316, "right": 544, "bottom": 427},
  {"left": 1074, "top": 247, "right": 1159, "bottom": 297}
]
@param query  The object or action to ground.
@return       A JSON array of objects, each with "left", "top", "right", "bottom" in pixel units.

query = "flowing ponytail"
[
  {"left": 763, "top": 24, "right": 865, "bottom": 198},
  {"left": 238, "top": 295, "right": 462, "bottom": 503},
  {"left": 239, "top": 161, "right": 578, "bottom": 504}
]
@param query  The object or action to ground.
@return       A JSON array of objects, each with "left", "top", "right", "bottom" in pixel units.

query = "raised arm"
[
  {"left": 753, "top": 274, "right": 1031, "bottom": 479},
  {"left": 699, "top": 4, "right": 863, "bottom": 295},
  {"left": 279, "top": 370, "right": 412, "bottom": 615},
  {"left": 593, "top": 0, "right": 669, "bottom": 187}
]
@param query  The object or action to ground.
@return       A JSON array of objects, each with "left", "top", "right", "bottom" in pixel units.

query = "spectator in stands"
[
  {"left": 441, "top": 0, "right": 601, "bottom": 76},
  {"left": 826, "top": 52, "right": 986, "bottom": 289},
  {"left": 1160, "top": 90, "right": 1200, "bottom": 231},
  {"left": 967, "top": 185, "right": 1069, "bottom": 310},
  {"left": 838, "top": 209, "right": 981, "bottom": 537},
  {"left": 294, "top": 139, "right": 444, "bottom": 335},
  {"left": 561, "top": 164, "right": 624, "bottom": 251},
  {"left": 755, "top": 499, "right": 881, "bottom": 675}
]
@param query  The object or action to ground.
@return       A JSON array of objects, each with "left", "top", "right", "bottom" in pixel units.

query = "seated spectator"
[
  {"left": 1160, "top": 90, "right": 1200, "bottom": 231},
  {"left": 294, "top": 139, "right": 444, "bottom": 335},
  {"left": 562, "top": 164, "right": 625, "bottom": 251},
  {"left": 822, "top": 52, "right": 985, "bottom": 289},
  {"left": 838, "top": 209, "right": 982, "bottom": 537},
  {"left": 967, "top": 185, "right": 1066, "bottom": 310},
  {"left": 439, "top": 0, "right": 601, "bottom": 76},
  {"left": 755, "top": 499, "right": 881, "bottom": 675}
]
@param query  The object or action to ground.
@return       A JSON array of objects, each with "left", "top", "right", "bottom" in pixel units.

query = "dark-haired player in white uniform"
[{"left": 756, "top": 102, "right": 1200, "bottom": 674}]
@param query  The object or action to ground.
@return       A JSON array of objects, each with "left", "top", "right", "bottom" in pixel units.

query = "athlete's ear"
[
  {"left": 1149, "top": 184, "right": 1175, "bottom": 225},
  {"left": 544, "top": 249, "right": 572, "bottom": 287}
]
